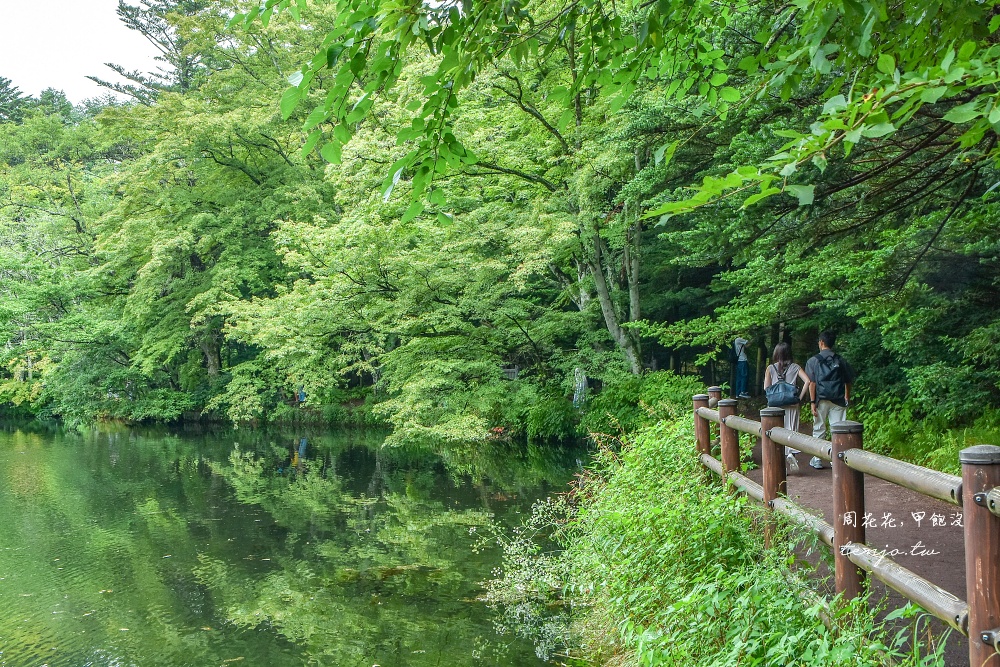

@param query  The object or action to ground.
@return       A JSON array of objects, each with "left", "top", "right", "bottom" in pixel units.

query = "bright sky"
[{"left": 0, "top": 0, "right": 161, "bottom": 103}]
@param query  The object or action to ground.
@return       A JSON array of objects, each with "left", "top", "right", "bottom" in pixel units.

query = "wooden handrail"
[
  {"left": 770, "top": 496, "right": 834, "bottom": 547},
  {"left": 723, "top": 414, "right": 762, "bottom": 437},
  {"left": 700, "top": 453, "right": 765, "bottom": 502},
  {"left": 844, "top": 543, "right": 969, "bottom": 634},
  {"left": 769, "top": 427, "right": 833, "bottom": 462},
  {"left": 980, "top": 487, "right": 1000, "bottom": 519},
  {"left": 696, "top": 406, "right": 721, "bottom": 424},
  {"left": 691, "top": 391, "right": 1000, "bottom": 665},
  {"left": 842, "top": 448, "right": 963, "bottom": 506}
]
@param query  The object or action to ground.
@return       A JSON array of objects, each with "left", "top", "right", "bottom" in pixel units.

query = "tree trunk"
[
  {"left": 589, "top": 226, "right": 642, "bottom": 375},
  {"left": 625, "top": 219, "right": 641, "bottom": 323},
  {"left": 201, "top": 333, "right": 221, "bottom": 378}
]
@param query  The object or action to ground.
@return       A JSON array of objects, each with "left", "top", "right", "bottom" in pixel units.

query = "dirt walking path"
[{"left": 737, "top": 407, "right": 968, "bottom": 665}]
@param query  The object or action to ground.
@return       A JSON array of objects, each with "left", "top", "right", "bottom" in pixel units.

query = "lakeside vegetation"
[{"left": 485, "top": 395, "right": 952, "bottom": 666}]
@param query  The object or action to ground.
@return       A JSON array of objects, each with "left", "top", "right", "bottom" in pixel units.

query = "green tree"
[
  {"left": 0, "top": 76, "right": 29, "bottom": 123},
  {"left": 89, "top": 0, "right": 215, "bottom": 103}
]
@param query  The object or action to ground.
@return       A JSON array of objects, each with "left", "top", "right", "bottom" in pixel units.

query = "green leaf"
[
  {"left": 327, "top": 45, "right": 345, "bottom": 68},
  {"left": 719, "top": 87, "right": 740, "bottom": 103},
  {"left": 823, "top": 94, "right": 847, "bottom": 114},
  {"left": 785, "top": 184, "right": 815, "bottom": 206},
  {"left": 876, "top": 53, "right": 895, "bottom": 75},
  {"left": 401, "top": 201, "right": 424, "bottom": 223},
  {"left": 944, "top": 67, "right": 966, "bottom": 84},
  {"left": 941, "top": 48, "right": 956, "bottom": 72},
  {"left": 320, "top": 141, "right": 342, "bottom": 164},
  {"left": 943, "top": 102, "right": 982, "bottom": 124},
  {"left": 741, "top": 187, "right": 781, "bottom": 209},
  {"left": 919, "top": 87, "right": 947, "bottom": 104},
  {"left": 334, "top": 124, "right": 351, "bottom": 143},
  {"left": 302, "top": 107, "right": 327, "bottom": 130},
  {"left": 280, "top": 87, "right": 300, "bottom": 120},
  {"left": 958, "top": 40, "right": 976, "bottom": 60},
  {"left": 653, "top": 141, "right": 677, "bottom": 167},
  {"left": 350, "top": 52, "right": 366, "bottom": 76},
  {"left": 709, "top": 72, "right": 729, "bottom": 86},
  {"left": 558, "top": 109, "right": 575, "bottom": 131},
  {"left": 288, "top": 71, "right": 304, "bottom": 87},
  {"left": 300, "top": 130, "right": 321, "bottom": 158},
  {"left": 861, "top": 122, "right": 895, "bottom": 138}
]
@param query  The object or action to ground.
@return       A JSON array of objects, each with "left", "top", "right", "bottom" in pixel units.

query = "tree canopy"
[{"left": 1, "top": 0, "right": 999, "bottom": 444}]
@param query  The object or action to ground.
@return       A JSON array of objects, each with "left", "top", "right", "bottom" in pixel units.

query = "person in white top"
[
  {"left": 762, "top": 341, "right": 811, "bottom": 473},
  {"left": 733, "top": 336, "right": 750, "bottom": 398}
]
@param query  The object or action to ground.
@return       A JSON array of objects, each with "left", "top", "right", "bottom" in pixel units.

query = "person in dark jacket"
[{"left": 804, "top": 330, "right": 856, "bottom": 469}]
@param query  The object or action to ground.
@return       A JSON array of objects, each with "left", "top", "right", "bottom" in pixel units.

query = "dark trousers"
[{"left": 735, "top": 360, "right": 749, "bottom": 396}]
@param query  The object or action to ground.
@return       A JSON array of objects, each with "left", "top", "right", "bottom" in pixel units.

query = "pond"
[{"left": 0, "top": 423, "right": 581, "bottom": 666}]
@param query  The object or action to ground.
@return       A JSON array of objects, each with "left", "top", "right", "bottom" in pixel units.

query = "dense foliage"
[{"left": 3, "top": 0, "right": 1000, "bottom": 452}]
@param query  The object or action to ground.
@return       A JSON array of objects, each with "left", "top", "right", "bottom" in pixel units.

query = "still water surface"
[{"left": 0, "top": 424, "right": 578, "bottom": 666}]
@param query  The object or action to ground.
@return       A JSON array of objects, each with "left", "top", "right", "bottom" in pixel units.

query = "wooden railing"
[{"left": 693, "top": 387, "right": 1000, "bottom": 666}]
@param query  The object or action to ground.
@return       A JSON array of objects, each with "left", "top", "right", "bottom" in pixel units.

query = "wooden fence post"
[
  {"left": 707, "top": 386, "right": 722, "bottom": 406},
  {"left": 707, "top": 386, "right": 723, "bottom": 445},
  {"left": 718, "top": 399, "right": 739, "bottom": 483},
  {"left": 961, "top": 445, "right": 1000, "bottom": 667},
  {"left": 693, "top": 394, "right": 710, "bottom": 455},
  {"left": 832, "top": 420, "right": 866, "bottom": 601},
  {"left": 760, "top": 407, "right": 787, "bottom": 546}
]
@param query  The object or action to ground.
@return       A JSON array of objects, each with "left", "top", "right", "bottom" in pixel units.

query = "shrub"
[
  {"left": 582, "top": 371, "right": 703, "bottom": 435},
  {"left": 859, "top": 399, "right": 1000, "bottom": 475},
  {"left": 526, "top": 395, "right": 579, "bottom": 441}
]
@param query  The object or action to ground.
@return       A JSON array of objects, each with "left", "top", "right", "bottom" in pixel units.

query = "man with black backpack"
[{"left": 805, "top": 330, "right": 856, "bottom": 469}]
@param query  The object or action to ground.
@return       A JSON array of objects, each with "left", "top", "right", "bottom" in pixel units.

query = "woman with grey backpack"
[{"left": 763, "top": 341, "right": 811, "bottom": 473}]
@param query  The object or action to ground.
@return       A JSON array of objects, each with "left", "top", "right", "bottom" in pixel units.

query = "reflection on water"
[{"left": 0, "top": 423, "right": 581, "bottom": 666}]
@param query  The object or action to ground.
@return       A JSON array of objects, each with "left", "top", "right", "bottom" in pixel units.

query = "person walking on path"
[
  {"left": 733, "top": 336, "right": 750, "bottom": 399},
  {"left": 763, "top": 341, "right": 811, "bottom": 473},
  {"left": 805, "top": 330, "right": 856, "bottom": 469}
]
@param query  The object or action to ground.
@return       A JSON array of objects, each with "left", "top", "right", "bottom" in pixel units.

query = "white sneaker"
[
  {"left": 809, "top": 456, "right": 824, "bottom": 469},
  {"left": 785, "top": 454, "right": 800, "bottom": 474}
]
